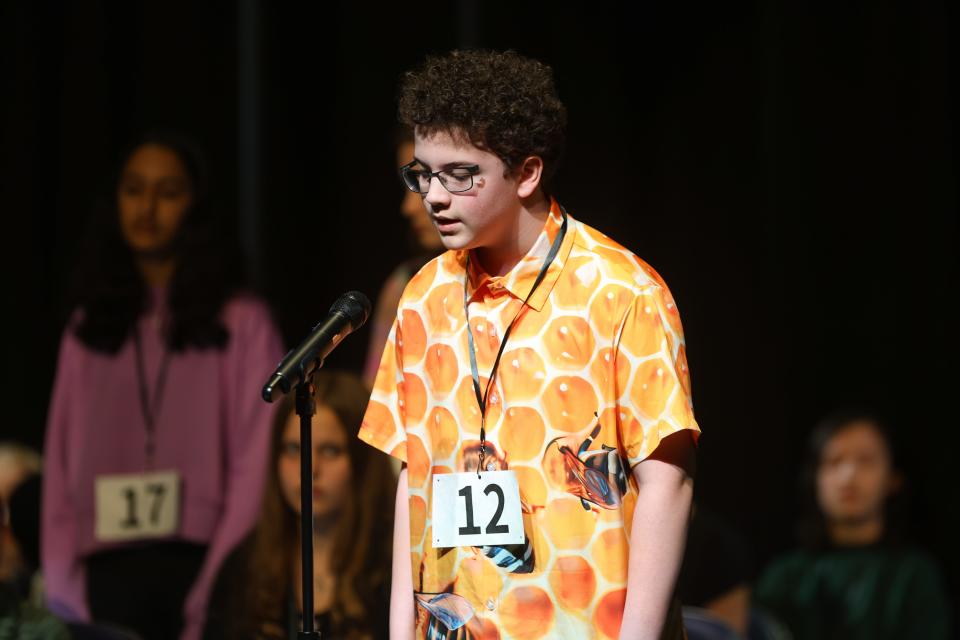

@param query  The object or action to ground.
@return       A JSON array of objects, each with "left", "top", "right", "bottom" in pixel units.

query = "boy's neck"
[{"left": 473, "top": 192, "right": 551, "bottom": 277}]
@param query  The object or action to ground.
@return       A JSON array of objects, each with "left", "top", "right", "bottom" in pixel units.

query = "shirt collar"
[{"left": 463, "top": 197, "right": 575, "bottom": 311}]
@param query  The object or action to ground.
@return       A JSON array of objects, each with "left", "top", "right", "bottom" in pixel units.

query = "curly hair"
[
  {"left": 69, "top": 131, "right": 243, "bottom": 354},
  {"left": 398, "top": 49, "right": 567, "bottom": 187}
]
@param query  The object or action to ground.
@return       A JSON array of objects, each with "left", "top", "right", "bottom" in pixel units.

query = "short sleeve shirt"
[{"left": 359, "top": 198, "right": 700, "bottom": 640}]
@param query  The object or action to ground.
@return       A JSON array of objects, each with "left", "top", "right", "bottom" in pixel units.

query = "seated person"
[
  {"left": 0, "top": 443, "right": 42, "bottom": 600},
  {"left": 204, "top": 371, "right": 395, "bottom": 639},
  {"left": 754, "top": 409, "right": 952, "bottom": 639},
  {"left": 0, "top": 443, "right": 41, "bottom": 503},
  {"left": 1, "top": 461, "right": 69, "bottom": 639}
]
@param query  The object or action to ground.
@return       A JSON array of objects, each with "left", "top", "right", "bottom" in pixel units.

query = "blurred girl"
[
  {"left": 204, "top": 371, "right": 395, "bottom": 639},
  {"left": 42, "top": 131, "right": 284, "bottom": 640}
]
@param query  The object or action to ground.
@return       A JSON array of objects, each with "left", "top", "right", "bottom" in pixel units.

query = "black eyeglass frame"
[{"left": 399, "top": 161, "right": 481, "bottom": 194}]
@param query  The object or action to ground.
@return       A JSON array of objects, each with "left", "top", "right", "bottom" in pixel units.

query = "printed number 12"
[{"left": 458, "top": 484, "right": 509, "bottom": 536}]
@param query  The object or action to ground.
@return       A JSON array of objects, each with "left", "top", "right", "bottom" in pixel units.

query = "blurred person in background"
[
  {"left": 0, "top": 443, "right": 42, "bottom": 601},
  {"left": 362, "top": 128, "right": 445, "bottom": 386},
  {"left": 42, "top": 131, "right": 284, "bottom": 640},
  {"left": 0, "top": 442, "right": 42, "bottom": 605},
  {"left": 754, "top": 409, "right": 952, "bottom": 639},
  {"left": 203, "top": 371, "right": 395, "bottom": 639},
  {"left": 1, "top": 453, "right": 70, "bottom": 639},
  {"left": 0, "top": 444, "right": 42, "bottom": 504}
]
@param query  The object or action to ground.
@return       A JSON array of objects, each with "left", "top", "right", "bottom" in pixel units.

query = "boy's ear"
[{"left": 515, "top": 155, "right": 544, "bottom": 199}]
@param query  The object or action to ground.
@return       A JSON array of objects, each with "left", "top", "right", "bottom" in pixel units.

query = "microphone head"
[{"left": 330, "top": 291, "right": 372, "bottom": 331}]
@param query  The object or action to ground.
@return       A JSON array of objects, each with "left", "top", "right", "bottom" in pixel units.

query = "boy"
[{"left": 360, "top": 50, "right": 699, "bottom": 640}]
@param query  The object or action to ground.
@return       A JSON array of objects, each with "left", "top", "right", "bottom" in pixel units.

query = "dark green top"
[
  {"left": 0, "top": 583, "right": 70, "bottom": 640},
  {"left": 754, "top": 545, "right": 951, "bottom": 640}
]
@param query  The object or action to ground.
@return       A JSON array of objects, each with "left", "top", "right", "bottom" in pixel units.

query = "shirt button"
[
  {"left": 486, "top": 462, "right": 496, "bottom": 472},
  {"left": 486, "top": 598, "right": 496, "bottom": 611}
]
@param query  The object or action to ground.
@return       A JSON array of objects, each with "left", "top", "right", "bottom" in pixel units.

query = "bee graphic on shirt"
[
  {"left": 414, "top": 562, "right": 482, "bottom": 639},
  {"left": 415, "top": 589, "right": 474, "bottom": 639},
  {"left": 415, "top": 583, "right": 502, "bottom": 639},
  {"left": 542, "top": 415, "right": 629, "bottom": 512}
]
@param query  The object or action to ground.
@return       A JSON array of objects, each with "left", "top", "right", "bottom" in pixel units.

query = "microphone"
[{"left": 261, "top": 291, "right": 371, "bottom": 403}]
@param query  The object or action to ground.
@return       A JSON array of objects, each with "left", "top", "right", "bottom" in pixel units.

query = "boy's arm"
[
  {"left": 391, "top": 467, "right": 415, "bottom": 640},
  {"left": 619, "top": 431, "right": 696, "bottom": 640}
]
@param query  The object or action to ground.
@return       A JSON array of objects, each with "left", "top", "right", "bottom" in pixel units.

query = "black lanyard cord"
[
  {"left": 464, "top": 208, "right": 568, "bottom": 476},
  {"left": 133, "top": 328, "right": 171, "bottom": 466}
]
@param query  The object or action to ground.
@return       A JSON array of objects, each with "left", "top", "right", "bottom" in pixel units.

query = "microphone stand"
[
  {"left": 260, "top": 291, "right": 371, "bottom": 637},
  {"left": 295, "top": 361, "right": 322, "bottom": 639}
]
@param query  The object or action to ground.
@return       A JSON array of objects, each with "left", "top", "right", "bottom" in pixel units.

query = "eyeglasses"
[{"left": 399, "top": 161, "right": 480, "bottom": 194}]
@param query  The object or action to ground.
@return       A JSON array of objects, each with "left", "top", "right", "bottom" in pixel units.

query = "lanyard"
[
  {"left": 464, "top": 208, "right": 568, "bottom": 476},
  {"left": 133, "top": 327, "right": 171, "bottom": 467}
]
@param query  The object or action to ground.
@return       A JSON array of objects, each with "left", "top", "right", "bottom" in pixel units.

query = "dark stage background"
[{"left": 3, "top": 0, "right": 957, "bottom": 615}]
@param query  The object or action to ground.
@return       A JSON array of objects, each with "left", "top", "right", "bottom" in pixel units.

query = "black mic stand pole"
[{"left": 295, "top": 360, "right": 322, "bottom": 639}]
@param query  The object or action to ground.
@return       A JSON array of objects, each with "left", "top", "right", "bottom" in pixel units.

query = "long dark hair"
[
  {"left": 797, "top": 408, "right": 906, "bottom": 550},
  {"left": 70, "top": 130, "right": 242, "bottom": 353},
  {"left": 243, "top": 371, "right": 395, "bottom": 639}
]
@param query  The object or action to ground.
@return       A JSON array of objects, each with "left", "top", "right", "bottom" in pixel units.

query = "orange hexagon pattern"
[{"left": 359, "top": 201, "right": 699, "bottom": 639}]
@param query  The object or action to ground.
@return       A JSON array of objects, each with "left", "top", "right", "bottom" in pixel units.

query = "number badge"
[
  {"left": 94, "top": 470, "right": 180, "bottom": 542},
  {"left": 431, "top": 470, "right": 525, "bottom": 548}
]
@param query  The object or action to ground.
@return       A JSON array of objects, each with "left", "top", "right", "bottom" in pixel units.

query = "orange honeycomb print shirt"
[{"left": 360, "top": 197, "right": 700, "bottom": 639}]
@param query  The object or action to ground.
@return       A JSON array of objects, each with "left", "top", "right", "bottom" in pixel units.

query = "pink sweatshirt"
[{"left": 42, "top": 291, "right": 284, "bottom": 639}]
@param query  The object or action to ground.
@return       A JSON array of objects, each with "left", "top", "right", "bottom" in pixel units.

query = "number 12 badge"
[{"left": 431, "top": 470, "right": 525, "bottom": 548}]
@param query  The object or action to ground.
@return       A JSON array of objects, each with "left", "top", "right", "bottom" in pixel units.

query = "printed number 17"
[{"left": 120, "top": 483, "right": 167, "bottom": 529}]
